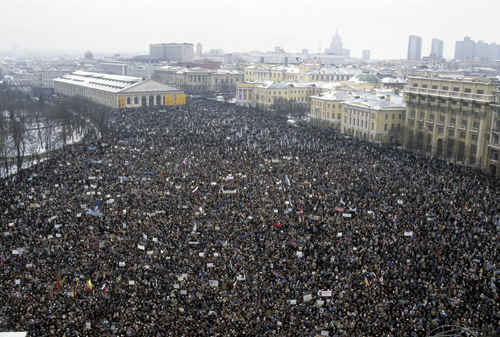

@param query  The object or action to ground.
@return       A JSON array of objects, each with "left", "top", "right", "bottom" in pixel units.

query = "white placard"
[
  {"left": 15, "top": 279, "right": 21, "bottom": 285},
  {"left": 207, "top": 263, "right": 214, "bottom": 268},
  {"left": 128, "top": 280, "right": 135, "bottom": 285},
  {"left": 180, "top": 290, "right": 187, "bottom": 295},
  {"left": 137, "top": 244, "right": 145, "bottom": 250},
  {"left": 289, "top": 299, "right": 297, "bottom": 305},
  {"left": 209, "top": 280, "right": 219, "bottom": 287},
  {"left": 119, "top": 262, "right": 126, "bottom": 267},
  {"left": 199, "top": 252, "right": 205, "bottom": 257},
  {"left": 174, "top": 283, "right": 180, "bottom": 289},
  {"left": 317, "top": 290, "right": 332, "bottom": 297},
  {"left": 237, "top": 275, "right": 246, "bottom": 281},
  {"left": 303, "top": 294, "right": 313, "bottom": 302},
  {"left": 147, "top": 250, "right": 154, "bottom": 255},
  {"left": 342, "top": 213, "right": 352, "bottom": 218},
  {"left": 296, "top": 251, "right": 303, "bottom": 258},
  {"left": 336, "top": 232, "right": 343, "bottom": 237},
  {"left": 404, "top": 231, "right": 414, "bottom": 237}
]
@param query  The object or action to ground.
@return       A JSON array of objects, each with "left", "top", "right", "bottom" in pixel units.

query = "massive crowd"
[{"left": 0, "top": 98, "right": 498, "bottom": 337}]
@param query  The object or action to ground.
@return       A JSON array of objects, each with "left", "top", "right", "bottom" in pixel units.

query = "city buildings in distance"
[{"left": 408, "top": 35, "right": 423, "bottom": 61}]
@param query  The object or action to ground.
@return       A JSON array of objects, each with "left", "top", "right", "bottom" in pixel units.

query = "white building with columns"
[{"left": 54, "top": 71, "right": 185, "bottom": 109}]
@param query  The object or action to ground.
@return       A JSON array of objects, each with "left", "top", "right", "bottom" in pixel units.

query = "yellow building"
[
  {"left": 236, "top": 81, "right": 321, "bottom": 111},
  {"left": 310, "top": 89, "right": 406, "bottom": 144},
  {"left": 244, "top": 64, "right": 360, "bottom": 83},
  {"left": 54, "top": 71, "right": 185, "bottom": 109},
  {"left": 310, "top": 91, "right": 351, "bottom": 130},
  {"left": 343, "top": 90, "right": 406, "bottom": 144},
  {"left": 404, "top": 75, "right": 497, "bottom": 172}
]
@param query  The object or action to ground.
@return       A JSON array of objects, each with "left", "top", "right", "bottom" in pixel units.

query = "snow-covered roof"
[
  {"left": 381, "top": 77, "right": 407, "bottom": 84},
  {"left": 344, "top": 92, "right": 406, "bottom": 110},
  {"left": 54, "top": 71, "right": 179, "bottom": 94},
  {"left": 54, "top": 71, "right": 143, "bottom": 93}
]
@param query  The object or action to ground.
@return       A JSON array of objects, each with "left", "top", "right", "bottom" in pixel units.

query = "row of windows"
[{"left": 412, "top": 83, "right": 486, "bottom": 94}]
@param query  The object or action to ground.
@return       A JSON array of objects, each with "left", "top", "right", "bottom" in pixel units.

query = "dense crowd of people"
[{"left": 1, "top": 98, "right": 498, "bottom": 336}]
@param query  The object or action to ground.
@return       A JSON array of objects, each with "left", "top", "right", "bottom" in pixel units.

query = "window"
[
  {"left": 462, "top": 102, "right": 468, "bottom": 107},
  {"left": 453, "top": 87, "right": 460, "bottom": 92},
  {"left": 429, "top": 114, "right": 435, "bottom": 121},
  {"left": 471, "top": 134, "right": 478, "bottom": 141},
  {"left": 491, "top": 150, "right": 499, "bottom": 161},
  {"left": 459, "top": 131, "right": 466, "bottom": 139},
  {"left": 432, "top": 85, "right": 438, "bottom": 89},
  {"left": 413, "top": 83, "right": 418, "bottom": 87},
  {"left": 134, "top": 97, "right": 138, "bottom": 104},
  {"left": 448, "top": 129, "right": 454, "bottom": 137},
  {"left": 442, "top": 86, "right": 449, "bottom": 90},
  {"left": 450, "top": 118, "right": 456, "bottom": 126},
  {"left": 427, "top": 125, "right": 433, "bottom": 132},
  {"left": 438, "top": 127, "right": 444, "bottom": 135},
  {"left": 494, "top": 134, "right": 500, "bottom": 145},
  {"left": 127, "top": 97, "right": 131, "bottom": 105},
  {"left": 422, "top": 84, "right": 428, "bottom": 88},
  {"left": 477, "top": 90, "right": 484, "bottom": 94},
  {"left": 384, "top": 124, "right": 387, "bottom": 131},
  {"left": 439, "top": 115, "right": 445, "bottom": 123},
  {"left": 464, "top": 88, "right": 471, "bottom": 93},
  {"left": 461, "top": 120, "right": 467, "bottom": 129},
  {"left": 473, "top": 121, "right": 480, "bottom": 129}
]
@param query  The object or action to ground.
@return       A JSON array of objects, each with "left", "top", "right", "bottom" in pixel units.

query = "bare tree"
[{"left": 9, "top": 109, "right": 27, "bottom": 176}]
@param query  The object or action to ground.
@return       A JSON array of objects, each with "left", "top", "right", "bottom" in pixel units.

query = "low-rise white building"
[{"left": 54, "top": 71, "right": 185, "bottom": 109}]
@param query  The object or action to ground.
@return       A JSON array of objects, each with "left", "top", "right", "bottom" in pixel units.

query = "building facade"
[
  {"left": 310, "top": 91, "right": 351, "bottom": 130},
  {"left": 54, "top": 71, "right": 185, "bottom": 109},
  {"left": 98, "top": 62, "right": 128, "bottom": 76},
  {"left": 152, "top": 66, "right": 243, "bottom": 94},
  {"left": 404, "top": 75, "right": 497, "bottom": 172},
  {"left": 343, "top": 92, "right": 406, "bottom": 144},
  {"left": 408, "top": 35, "right": 423, "bottom": 61},
  {"left": 310, "top": 90, "right": 406, "bottom": 144},
  {"left": 236, "top": 81, "right": 321, "bottom": 111},
  {"left": 489, "top": 89, "right": 500, "bottom": 175},
  {"left": 149, "top": 43, "right": 194, "bottom": 62}
]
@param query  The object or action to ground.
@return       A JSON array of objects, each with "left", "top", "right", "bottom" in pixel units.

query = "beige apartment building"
[
  {"left": 489, "top": 89, "right": 500, "bottom": 175},
  {"left": 404, "top": 75, "right": 498, "bottom": 173}
]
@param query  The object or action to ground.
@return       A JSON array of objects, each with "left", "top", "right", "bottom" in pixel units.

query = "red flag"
[{"left": 273, "top": 223, "right": 282, "bottom": 229}]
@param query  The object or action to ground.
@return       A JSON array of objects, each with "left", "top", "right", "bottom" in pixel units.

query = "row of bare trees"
[{"left": 0, "top": 84, "right": 111, "bottom": 178}]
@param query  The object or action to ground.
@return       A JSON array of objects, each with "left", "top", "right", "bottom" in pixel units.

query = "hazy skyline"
[{"left": 1, "top": 0, "right": 498, "bottom": 60}]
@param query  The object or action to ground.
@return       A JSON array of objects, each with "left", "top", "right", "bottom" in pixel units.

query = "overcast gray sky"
[{"left": 1, "top": 0, "right": 498, "bottom": 59}]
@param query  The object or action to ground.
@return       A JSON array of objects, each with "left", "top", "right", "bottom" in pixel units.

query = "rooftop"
[
  {"left": 54, "top": 71, "right": 178, "bottom": 94},
  {"left": 345, "top": 91, "right": 406, "bottom": 110}
]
